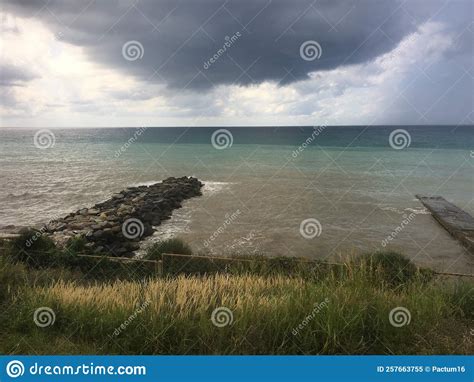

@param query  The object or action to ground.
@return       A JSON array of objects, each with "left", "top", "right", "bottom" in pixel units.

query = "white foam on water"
[
  {"left": 404, "top": 207, "right": 429, "bottom": 215},
  {"left": 137, "top": 180, "right": 235, "bottom": 255},
  {"left": 127, "top": 180, "right": 235, "bottom": 194},
  {"left": 226, "top": 229, "right": 265, "bottom": 254},
  {"left": 380, "top": 206, "right": 401, "bottom": 214},
  {"left": 202, "top": 181, "right": 235, "bottom": 196},
  {"left": 127, "top": 180, "right": 162, "bottom": 187},
  {"left": 380, "top": 206, "right": 429, "bottom": 215}
]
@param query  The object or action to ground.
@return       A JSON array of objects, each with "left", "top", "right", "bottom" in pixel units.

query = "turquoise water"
[{"left": 0, "top": 126, "right": 473, "bottom": 272}]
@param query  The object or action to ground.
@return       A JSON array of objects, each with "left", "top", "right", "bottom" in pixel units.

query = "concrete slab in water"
[{"left": 416, "top": 195, "right": 474, "bottom": 254}]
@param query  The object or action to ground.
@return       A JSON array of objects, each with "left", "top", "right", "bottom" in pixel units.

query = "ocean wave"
[
  {"left": 127, "top": 180, "right": 235, "bottom": 196},
  {"left": 380, "top": 206, "right": 429, "bottom": 215},
  {"left": 3, "top": 192, "right": 44, "bottom": 200},
  {"left": 404, "top": 207, "right": 429, "bottom": 215},
  {"left": 127, "top": 180, "right": 163, "bottom": 187},
  {"left": 202, "top": 181, "right": 235, "bottom": 196}
]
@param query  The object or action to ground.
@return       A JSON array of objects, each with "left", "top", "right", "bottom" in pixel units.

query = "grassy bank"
[{"left": 0, "top": 233, "right": 472, "bottom": 354}]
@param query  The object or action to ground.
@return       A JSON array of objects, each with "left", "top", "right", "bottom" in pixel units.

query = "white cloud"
[{"left": 0, "top": 12, "right": 159, "bottom": 125}]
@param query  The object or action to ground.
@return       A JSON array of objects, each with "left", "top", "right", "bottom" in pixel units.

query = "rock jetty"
[{"left": 46, "top": 176, "right": 203, "bottom": 256}]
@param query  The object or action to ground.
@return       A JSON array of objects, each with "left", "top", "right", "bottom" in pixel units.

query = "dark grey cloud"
[
  {"left": 5, "top": 0, "right": 471, "bottom": 92},
  {"left": 0, "top": 63, "right": 38, "bottom": 86}
]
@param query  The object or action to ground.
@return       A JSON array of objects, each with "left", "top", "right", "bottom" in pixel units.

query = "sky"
[{"left": 0, "top": 0, "right": 472, "bottom": 127}]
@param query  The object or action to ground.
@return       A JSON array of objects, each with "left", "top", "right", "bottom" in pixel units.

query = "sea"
[{"left": 1, "top": 125, "right": 473, "bottom": 273}]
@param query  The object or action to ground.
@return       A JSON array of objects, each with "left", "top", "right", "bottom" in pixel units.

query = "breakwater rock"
[{"left": 46, "top": 177, "right": 203, "bottom": 256}]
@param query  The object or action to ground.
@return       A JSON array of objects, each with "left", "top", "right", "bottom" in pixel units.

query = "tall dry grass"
[{"left": 3, "top": 264, "right": 472, "bottom": 354}]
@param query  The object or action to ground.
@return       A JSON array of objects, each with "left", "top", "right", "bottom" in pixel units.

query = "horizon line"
[{"left": 1, "top": 124, "right": 473, "bottom": 130}]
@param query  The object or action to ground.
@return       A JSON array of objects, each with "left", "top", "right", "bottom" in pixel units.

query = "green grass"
[
  {"left": 0, "top": 237, "right": 472, "bottom": 355},
  {"left": 2, "top": 233, "right": 160, "bottom": 281}
]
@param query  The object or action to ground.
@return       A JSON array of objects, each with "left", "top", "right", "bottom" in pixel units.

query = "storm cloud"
[
  {"left": 0, "top": 0, "right": 472, "bottom": 126},
  {"left": 2, "top": 0, "right": 469, "bottom": 90}
]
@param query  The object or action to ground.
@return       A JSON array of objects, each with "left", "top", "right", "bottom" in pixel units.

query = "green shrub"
[
  {"left": 65, "top": 236, "right": 88, "bottom": 254},
  {"left": 7, "top": 229, "right": 62, "bottom": 268},
  {"left": 353, "top": 251, "right": 431, "bottom": 288},
  {"left": 146, "top": 238, "right": 192, "bottom": 261},
  {"left": 224, "top": 255, "right": 329, "bottom": 279}
]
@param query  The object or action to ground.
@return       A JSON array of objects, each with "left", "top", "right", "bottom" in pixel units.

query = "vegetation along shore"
[{"left": 0, "top": 228, "right": 472, "bottom": 355}]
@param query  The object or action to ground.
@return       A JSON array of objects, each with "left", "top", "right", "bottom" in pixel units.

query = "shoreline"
[{"left": 2, "top": 176, "right": 472, "bottom": 273}]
